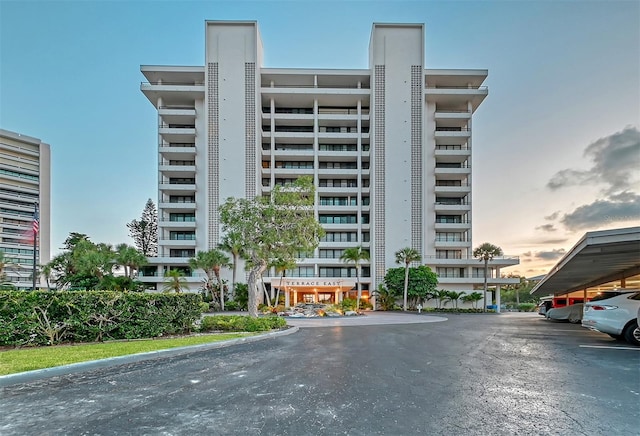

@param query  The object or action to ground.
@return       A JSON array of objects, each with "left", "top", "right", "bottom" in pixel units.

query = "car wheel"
[
  {"left": 622, "top": 322, "right": 640, "bottom": 346},
  {"left": 569, "top": 317, "right": 581, "bottom": 324},
  {"left": 633, "top": 326, "right": 640, "bottom": 344}
]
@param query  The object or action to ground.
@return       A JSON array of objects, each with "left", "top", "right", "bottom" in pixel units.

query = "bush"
[
  {"left": 225, "top": 300, "right": 238, "bottom": 311},
  {"left": 0, "top": 291, "right": 202, "bottom": 346},
  {"left": 199, "top": 315, "right": 286, "bottom": 332},
  {"left": 199, "top": 302, "right": 210, "bottom": 313},
  {"left": 517, "top": 303, "right": 536, "bottom": 312}
]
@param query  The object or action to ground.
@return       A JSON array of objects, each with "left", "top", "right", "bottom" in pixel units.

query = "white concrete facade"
[
  {"left": 0, "top": 129, "right": 51, "bottom": 289},
  {"left": 140, "top": 21, "right": 519, "bottom": 304}
]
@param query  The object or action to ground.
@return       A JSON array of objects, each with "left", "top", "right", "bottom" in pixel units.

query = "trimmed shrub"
[
  {"left": 0, "top": 291, "right": 202, "bottom": 346},
  {"left": 199, "top": 302, "right": 210, "bottom": 313},
  {"left": 517, "top": 303, "right": 537, "bottom": 312},
  {"left": 199, "top": 315, "right": 286, "bottom": 332}
]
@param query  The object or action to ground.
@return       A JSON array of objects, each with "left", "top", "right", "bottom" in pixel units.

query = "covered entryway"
[{"left": 264, "top": 278, "right": 360, "bottom": 307}]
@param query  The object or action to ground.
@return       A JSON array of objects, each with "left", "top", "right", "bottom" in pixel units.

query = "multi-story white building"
[
  {"left": 0, "top": 129, "right": 51, "bottom": 289},
  {"left": 140, "top": 21, "right": 518, "bottom": 307}
]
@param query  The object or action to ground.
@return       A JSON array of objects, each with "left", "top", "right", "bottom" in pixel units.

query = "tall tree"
[
  {"left": 340, "top": 246, "right": 370, "bottom": 312},
  {"left": 473, "top": 242, "right": 503, "bottom": 312},
  {"left": 218, "top": 231, "right": 244, "bottom": 300},
  {"left": 189, "top": 249, "right": 230, "bottom": 310},
  {"left": 395, "top": 247, "right": 421, "bottom": 311},
  {"left": 220, "top": 176, "right": 324, "bottom": 317},
  {"left": 127, "top": 199, "right": 158, "bottom": 256}
]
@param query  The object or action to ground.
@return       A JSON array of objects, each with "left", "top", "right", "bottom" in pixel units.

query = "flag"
[
  {"left": 21, "top": 204, "right": 39, "bottom": 245},
  {"left": 32, "top": 205, "right": 39, "bottom": 235}
]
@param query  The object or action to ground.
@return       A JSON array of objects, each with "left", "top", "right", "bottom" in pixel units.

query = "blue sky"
[{"left": 1, "top": 0, "right": 638, "bottom": 276}]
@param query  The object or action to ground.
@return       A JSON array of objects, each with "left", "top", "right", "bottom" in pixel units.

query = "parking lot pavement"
[{"left": 1, "top": 312, "right": 638, "bottom": 436}]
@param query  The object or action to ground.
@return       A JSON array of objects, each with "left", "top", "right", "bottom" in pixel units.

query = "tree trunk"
[
  {"left": 215, "top": 271, "right": 225, "bottom": 311},
  {"left": 356, "top": 264, "right": 361, "bottom": 312},
  {"left": 231, "top": 253, "right": 238, "bottom": 300},
  {"left": 483, "top": 258, "right": 488, "bottom": 312},
  {"left": 247, "top": 259, "right": 267, "bottom": 317},
  {"left": 403, "top": 264, "right": 409, "bottom": 311}
]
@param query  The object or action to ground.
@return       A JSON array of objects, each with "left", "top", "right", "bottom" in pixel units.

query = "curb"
[{"left": 0, "top": 326, "right": 299, "bottom": 388}]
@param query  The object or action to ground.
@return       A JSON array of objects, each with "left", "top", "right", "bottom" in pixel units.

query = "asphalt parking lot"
[{"left": 1, "top": 312, "right": 638, "bottom": 435}]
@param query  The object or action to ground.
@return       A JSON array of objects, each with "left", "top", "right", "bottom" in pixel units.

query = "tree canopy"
[
  {"left": 219, "top": 176, "right": 324, "bottom": 316},
  {"left": 384, "top": 265, "right": 438, "bottom": 309}
]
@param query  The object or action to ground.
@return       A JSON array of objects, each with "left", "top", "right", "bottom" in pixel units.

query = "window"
[
  {"left": 319, "top": 215, "right": 357, "bottom": 224},
  {"left": 169, "top": 249, "right": 195, "bottom": 258},
  {"left": 169, "top": 195, "right": 195, "bottom": 203},
  {"left": 169, "top": 231, "right": 195, "bottom": 240},
  {"left": 169, "top": 213, "right": 195, "bottom": 222},
  {"left": 321, "top": 232, "right": 357, "bottom": 242},
  {"left": 169, "top": 178, "right": 195, "bottom": 184}
]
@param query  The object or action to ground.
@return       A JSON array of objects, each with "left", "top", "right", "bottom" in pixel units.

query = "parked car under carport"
[{"left": 546, "top": 303, "right": 583, "bottom": 323}]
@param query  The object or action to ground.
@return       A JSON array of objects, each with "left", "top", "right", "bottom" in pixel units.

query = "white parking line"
[{"left": 579, "top": 345, "right": 640, "bottom": 350}]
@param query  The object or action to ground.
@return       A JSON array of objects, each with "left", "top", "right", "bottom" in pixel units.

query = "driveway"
[{"left": 1, "top": 312, "right": 638, "bottom": 435}]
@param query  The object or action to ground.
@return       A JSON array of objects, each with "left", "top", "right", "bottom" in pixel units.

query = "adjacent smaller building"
[{"left": 0, "top": 129, "right": 51, "bottom": 289}]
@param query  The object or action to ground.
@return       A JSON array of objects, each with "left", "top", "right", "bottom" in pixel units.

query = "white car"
[
  {"left": 582, "top": 291, "right": 640, "bottom": 346},
  {"left": 546, "top": 303, "right": 583, "bottom": 323}
]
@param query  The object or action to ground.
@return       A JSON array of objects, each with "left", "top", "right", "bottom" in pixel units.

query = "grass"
[{"left": 0, "top": 333, "right": 255, "bottom": 376}]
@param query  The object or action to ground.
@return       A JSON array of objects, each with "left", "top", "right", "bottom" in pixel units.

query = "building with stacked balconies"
[
  {"left": 0, "top": 129, "right": 51, "bottom": 289},
  {"left": 139, "top": 21, "right": 519, "bottom": 308}
]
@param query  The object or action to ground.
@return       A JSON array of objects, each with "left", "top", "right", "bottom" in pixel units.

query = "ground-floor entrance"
[{"left": 264, "top": 277, "right": 369, "bottom": 306}]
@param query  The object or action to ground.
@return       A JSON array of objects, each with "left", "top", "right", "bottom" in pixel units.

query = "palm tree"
[
  {"left": 473, "top": 242, "right": 503, "bottom": 312},
  {"left": 462, "top": 291, "right": 483, "bottom": 310},
  {"left": 395, "top": 247, "right": 421, "bottom": 311},
  {"left": 189, "top": 249, "right": 231, "bottom": 310},
  {"left": 445, "top": 290, "right": 465, "bottom": 309},
  {"left": 162, "top": 269, "right": 187, "bottom": 293},
  {"left": 115, "top": 243, "right": 148, "bottom": 279},
  {"left": 219, "top": 231, "right": 244, "bottom": 300},
  {"left": 340, "top": 246, "right": 370, "bottom": 312}
]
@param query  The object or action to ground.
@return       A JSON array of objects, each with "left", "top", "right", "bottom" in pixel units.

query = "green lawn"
[{"left": 0, "top": 333, "right": 254, "bottom": 376}]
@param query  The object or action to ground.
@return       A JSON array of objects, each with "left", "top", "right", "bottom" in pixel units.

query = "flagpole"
[{"left": 32, "top": 202, "right": 38, "bottom": 291}]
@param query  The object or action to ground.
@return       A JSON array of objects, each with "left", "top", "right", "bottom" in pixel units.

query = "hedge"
[
  {"left": 200, "top": 315, "right": 286, "bottom": 332},
  {"left": 0, "top": 291, "right": 202, "bottom": 346}
]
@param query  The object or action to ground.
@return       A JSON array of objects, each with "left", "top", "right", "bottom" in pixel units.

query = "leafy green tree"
[
  {"left": 127, "top": 198, "right": 158, "bottom": 256},
  {"left": 384, "top": 265, "right": 438, "bottom": 309},
  {"left": 163, "top": 269, "right": 187, "bottom": 293},
  {"left": 473, "top": 242, "right": 503, "bottom": 312},
  {"left": 234, "top": 283, "right": 249, "bottom": 310},
  {"left": 48, "top": 235, "right": 114, "bottom": 290},
  {"left": 395, "top": 247, "right": 421, "bottom": 311},
  {"left": 461, "top": 291, "right": 484, "bottom": 309},
  {"left": 500, "top": 275, "right": 537, "bottom": 304},
  {"left": 220, "top": 176, "right": 324, "bottom": 316},
  {"left": 219, "top": 231, "right": 244, "bottom": 300},
  {"left": 340, "top": 246, "right": 370, "bottom": 312},
  {"left": 189, "top": 249, "right": 231, "bottom": 310}
]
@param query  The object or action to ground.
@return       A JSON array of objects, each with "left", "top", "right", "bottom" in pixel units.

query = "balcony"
[
  {"left": 425, "top": 86, "right": 488, "bottom": 112},
  {"left": 158, "top": 220, "right": 196, "bottom": 229},
  {"left": 159, "top": 239, "right": 197, "bottom": 247},
  {"left": 434, "top": 184, "right": 471, "bottom": 195},
  {"left": 141, "top": 81, "right": 204, "bottom": 107},
  {"left": 158, "top": 202, "right": 196, "bottom": 211},
  {"left": 159, "top": 144, "right": 196, "bottom": 156},
  {"left": 434, "top": 240, "right": 470, "bottom": 249},
  {"left": 159, "top": 164, "right": 196, "bottom": 174},
  {"left": 434, "top": 165, "right": 471, "bottom": 177},
  {"left": 158, "top": 183, "right": 196, "bottom": 192},
  {"left": 434, "top": 110, "right": 471, "bottom": 121},
  {"left": 434, "top": 221, "right": 470, "bottom": 231}
]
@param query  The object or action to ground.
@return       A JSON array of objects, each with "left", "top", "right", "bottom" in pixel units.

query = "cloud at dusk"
[
  {"left": 560, "top": 192, "right": 640, "bottom": 230},
  {"left": 547, "top": 126, "right": 640, "bottom": 194}
]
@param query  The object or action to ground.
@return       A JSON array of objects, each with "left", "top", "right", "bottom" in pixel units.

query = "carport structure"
[{"left": 531, "top": 227, "right": 640, "bottom": 301}]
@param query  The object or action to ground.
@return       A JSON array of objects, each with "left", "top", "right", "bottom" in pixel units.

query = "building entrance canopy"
[{"left": 265, "top": 278, "right": 356, "bottom": 290}]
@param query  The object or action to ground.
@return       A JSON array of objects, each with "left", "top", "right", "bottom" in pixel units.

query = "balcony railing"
[{"left": 142, "top": 81, "right": 204, "bottom": 86}]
